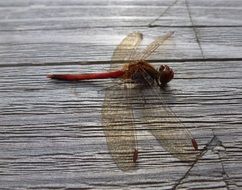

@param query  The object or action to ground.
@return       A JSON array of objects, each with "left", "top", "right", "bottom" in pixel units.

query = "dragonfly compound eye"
[{"left": 157, "top": 65, "right": 174, "bottom": 86}]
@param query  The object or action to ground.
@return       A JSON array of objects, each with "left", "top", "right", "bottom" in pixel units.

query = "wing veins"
[{"left": 137, "top": 31, "right": 174, "bottom": 61}]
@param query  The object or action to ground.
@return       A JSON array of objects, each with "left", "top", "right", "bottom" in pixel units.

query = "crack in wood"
[
  {"left": 1, "top": 25, "right": 242, "bottom": 32},
  {"left": 148, "top": 0, "right": 179, "bottom": 27},
  {"left": 185, "top": 0, "right": 205, "bottom": 59},
  {"left": 172, "top": 132, "right": 238, "bottom": 189},
  {"left": 210, "top": 131, "right": 238, "bottom": 190},
  {"left": 2, "top": 58, "right": 242, "bottom": 68}
]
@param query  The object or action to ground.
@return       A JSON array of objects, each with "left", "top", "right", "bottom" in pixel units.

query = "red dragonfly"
[{"left": 48, "top": 32, "right": 198, "bottom": 171}]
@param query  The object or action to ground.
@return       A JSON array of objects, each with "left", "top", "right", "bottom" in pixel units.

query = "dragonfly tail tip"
[{"left": 47, "top": 74, "right": 55, "bottom": 79}]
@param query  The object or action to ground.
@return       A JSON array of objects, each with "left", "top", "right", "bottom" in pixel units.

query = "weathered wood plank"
[
  {"left": 0, "top": 27, "right": 202, "bottom": 65},
  {"left": 1, "top": 27, "right": 242, "bottom": 66},
  {"left": 1, "top": 0, "right": 242, "bottom": 32},
  {"left": 1, "top": 61, "right": 242, "bottom": 189}
]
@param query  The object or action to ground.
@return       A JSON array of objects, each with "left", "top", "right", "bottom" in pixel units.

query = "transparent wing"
[
  {"left": 111, "top": 32, "right": 143, "bottom": 71},
  {"left": 137, "top": 31, "right": 174, "bottom": 61},
  {"left": 102, "top": 84, "right": 137, "bottom": 171},
  {"left": 137, "top": 70, "right": 198, "bottom": 161}
]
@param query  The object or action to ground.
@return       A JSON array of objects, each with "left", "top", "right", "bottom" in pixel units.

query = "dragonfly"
[{"left": 48, "top": 32, "right": 198, "bottom": 171}]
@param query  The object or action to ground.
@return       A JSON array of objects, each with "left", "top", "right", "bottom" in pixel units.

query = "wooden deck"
[{"left": 1, "top": 0, "right": 242, "bottom": 189}]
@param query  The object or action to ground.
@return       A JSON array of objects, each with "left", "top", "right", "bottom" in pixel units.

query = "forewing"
[
  {"left": 139, "top": 86, "right": 198, "bottom": 161},
  {"left": 137, "top": 31, "right": 174, "bottom": 61},
  {"left": 111, "top": 32, "right": 143, "bottom": 70},
  {"left": 102, "top": 84, "right": 137, "bottom": 171}
]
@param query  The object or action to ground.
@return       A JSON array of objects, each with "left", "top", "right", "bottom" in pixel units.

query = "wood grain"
[{"left": 1, "top": 0, "right": 242, "bottom": 189}]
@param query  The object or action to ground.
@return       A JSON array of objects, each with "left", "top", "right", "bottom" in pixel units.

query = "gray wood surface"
[{"left": 0, "top": 0, "right": 242, "bottom": 189}]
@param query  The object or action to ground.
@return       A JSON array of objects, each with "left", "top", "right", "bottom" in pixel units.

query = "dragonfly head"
[{"left": 157, "top": 65, "right": 174, "bottom": 86}]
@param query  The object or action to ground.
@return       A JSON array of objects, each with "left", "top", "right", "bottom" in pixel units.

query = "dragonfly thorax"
[
  {"left": 122, "top": 61, "right": 174, "bottom": 87},
  {"left": 122, "top": 60, "right": 159, "bottom": 86}
]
